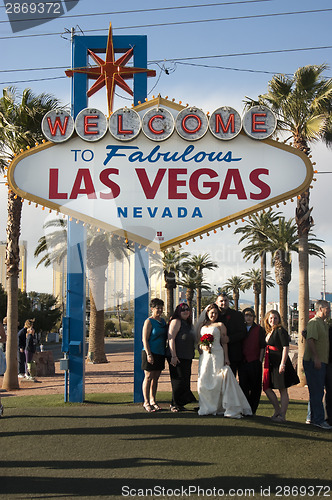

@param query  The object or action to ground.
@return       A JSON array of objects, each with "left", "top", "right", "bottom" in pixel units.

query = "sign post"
[{"left": 63, "top": 29, "right": 151, "bottom": 402}]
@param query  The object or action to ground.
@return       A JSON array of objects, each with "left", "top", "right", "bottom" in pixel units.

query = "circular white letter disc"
[
  {"left": 42, "top": 110, "right": 74, "bottom": 143},
  {"left": 75, "top": 108, "right": 108, "bottom": 142},
  {"left": 242, "top": 105, "right": 277, "bottom": 140},
  {"left": 109, "top": 108, "right": 141, "bottom": 141},
  {"left": 209, "top": 107, "right": 242, "bottom": 140},
  {"left": 175, "top": 107, "right": 208, "bottom": 141},
  {"left": 142, "top": 107, "right": 175, "bottom": 141}
]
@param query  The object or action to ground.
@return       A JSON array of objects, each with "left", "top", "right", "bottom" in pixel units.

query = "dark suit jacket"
[
  {"left": 18, "top": 327, "right": 27, "bottom": 350},
  {"left": 218, "top": 308, "right": 246, "bottom": 363}
]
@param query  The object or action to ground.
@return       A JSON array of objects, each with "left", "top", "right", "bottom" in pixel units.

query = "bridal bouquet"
[{"left": 200, "top": 333, "right": 214, "bottom": 351}]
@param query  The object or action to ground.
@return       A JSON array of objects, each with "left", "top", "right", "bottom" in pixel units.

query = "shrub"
[{"left": 104, "top": 319, "right": 116, "bottom": 336}]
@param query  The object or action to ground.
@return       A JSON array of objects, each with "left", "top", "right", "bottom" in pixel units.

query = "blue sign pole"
[
  {"left": 134, "top": 245, "right": 149, "bottom": 403},
  {"left": 64, "top": 30, "right": 88, "bottom": 403},
  {"left": 63, "top": 30, "right": 149, "bottom": 403}
]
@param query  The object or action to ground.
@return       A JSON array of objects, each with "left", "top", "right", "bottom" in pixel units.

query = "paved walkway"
[{"left": 0, "top": 339, "right": 309, "bottom": 401}]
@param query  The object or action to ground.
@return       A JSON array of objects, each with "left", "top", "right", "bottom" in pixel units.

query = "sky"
[{"left": 0, "top": 0, "right": 332, "bottom": 304}]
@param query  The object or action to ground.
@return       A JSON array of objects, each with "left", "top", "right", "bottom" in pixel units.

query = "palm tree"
[
  {"left": 86, "top": 232, "right": 129, "bottom": 363},
  {"left": 182, "top": 253, "right": 218, "bottom": 314},
  {"left": 160, "top": 249, "right": 190, "bottom": 318},
  {"left": 177, "top": 273, "right": 210, "bottom": 312},
  {"left": 222, "top": 276, "right": 249, "bottom": 311},
  {"left": 241, "top": 268, "right": 274, "bottom": 319},
  {"left": 0, "top": 87, "right": 61, "bottom": 390},
  {"left": 234, "top": 211, "right": 280, "bottom": 324},
  {"left": 34, "top": 219, "right": 129, "bottom": 363},
  {"left": 245, "top": 64, "right": 332, "bottom": 382},
  {"left": 251, "top": 217, "right": 325, "bottom": 329}
]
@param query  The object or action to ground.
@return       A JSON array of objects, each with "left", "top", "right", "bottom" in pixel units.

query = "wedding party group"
[{"left": 141, "top": 292, "right": 304, "bottom": 421}]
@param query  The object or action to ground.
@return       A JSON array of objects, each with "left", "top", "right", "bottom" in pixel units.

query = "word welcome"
[{"left": 42, "top": 104, "right": 276, "bottom": 143}]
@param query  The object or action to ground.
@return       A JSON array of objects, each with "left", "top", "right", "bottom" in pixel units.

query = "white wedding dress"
[{"left": 198, "top": 325, "right": 252, "bottom": 418}]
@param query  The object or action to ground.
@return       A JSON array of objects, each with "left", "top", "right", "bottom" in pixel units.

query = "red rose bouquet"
[{"left": 200, "top": 333, "right": 214, "bottom": 348}]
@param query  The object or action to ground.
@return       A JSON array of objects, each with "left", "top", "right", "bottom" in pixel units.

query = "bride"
[{"left": 197, "top": 303, "right": 252, "bottom": 418}]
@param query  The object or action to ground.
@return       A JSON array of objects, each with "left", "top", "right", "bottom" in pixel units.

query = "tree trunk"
[
  {"left": 2, "top": 193, "right": 22, "bottom": 391},
  {"left": 186, "top": 289, "right": 194, "bottom": 311},
  {"left": 279, "top": 284, "right": 288, "bottom": 330},
  {"left": 254, "top": 293, "right": 260, "bottom": 320},
  {"left": 260, "top": 252, "right": 266, "bottom": 326},
  {"left": 165, "top": 271, "right": 176, "bottom": 318},
  {"left": 196, "top": 287, "right": 202, "bottom": 315},
  {"left": 117, "top": 306, "right": 123, "bottom": 337},
  {"left": 297, "top": 233, "right": 309, "bottom": 385},
  {"left": 233, "top": 292, "right": 239, "bottom": 311},
  {"left": 87, "top": 267, "right": 107, "bottom": 364},
  {"left": 274, "top": 252, "right": 291, "bottom": 330},
  {"left": 166, "top": 286, "right": 174, "bottom": 319}
]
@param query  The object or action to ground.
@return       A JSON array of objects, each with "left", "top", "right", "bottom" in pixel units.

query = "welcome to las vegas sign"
[{"left": 8, "top": 97, "right": 313, "bottom": 249}]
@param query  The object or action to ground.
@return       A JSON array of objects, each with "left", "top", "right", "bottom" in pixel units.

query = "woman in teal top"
[{"left": 142, "top": 298, "right": 167, "bottom": 412}]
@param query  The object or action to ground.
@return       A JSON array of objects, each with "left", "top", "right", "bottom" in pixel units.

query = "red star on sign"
[{"left": 65, "top": 23, "right": 156, "bottom": 116}]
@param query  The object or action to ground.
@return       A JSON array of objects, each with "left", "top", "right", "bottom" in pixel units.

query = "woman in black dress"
[
  {"left": 263, "top": 310, "right": 299, "bottom": 422},
  {"left": 167, "top": 303, "right": 197, "bottom": 412}
]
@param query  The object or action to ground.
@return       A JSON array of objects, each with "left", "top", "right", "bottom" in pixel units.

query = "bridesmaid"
[
  {"left": 141, "top": 298, "right": 167, "bottom": 412},
  {"left": 263, "top": 310, "right": 299, "bottom": 422},
  {"left": 167, "top": 303, "right": 197, "bottom": 412}
]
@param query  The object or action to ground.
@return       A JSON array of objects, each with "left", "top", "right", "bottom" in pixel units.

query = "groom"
[{"left": 214, "top": 292, "right": 246, "bottom": 377}]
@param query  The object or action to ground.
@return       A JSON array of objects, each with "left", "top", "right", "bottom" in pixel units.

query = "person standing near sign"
[
  {"left": 238, "top": 308, "right": 266, "bottom": 415},
  {"left": 263, "top": 310, "right": 299, "bottom": 422},
  {"left": 141, "top": 298, "right": 167, "bottom": 412},
  {"left": 0, "top": 319, "right": 6, "bottom": 352},
  {"left": 167, "top": 303, "right": 197, "bottom": 412},
  {"left": 213, "top": 293, "right": 247, "bottom": 377},
  {"left": 18, "top": 319, "right": 34, "bottom": 378},
  {"left": 25, "top": 326, "right": 37, "bottom": 381},
  {"left": 303, "top": 300, "right": 331, "bottom": 429},
  {"left": 197, "top": 303, "right": 251, "bottom": 418},
  {"left": 0, "top": 320, "right": 6, "bottom": 378},
  {"left": 325, "top": 325, "right": 332, "bottom": 426},
  {"left": 0, "top": 316, "right": 4, "bottom": 416}
]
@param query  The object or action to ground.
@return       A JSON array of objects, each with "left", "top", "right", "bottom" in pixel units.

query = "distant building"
[
  {"left": 266, "top": 302, "right": 279, "bottom": 312},
  {"left": 52, "top": 259, "right": 67, "bottom": 310},
  {"left": 53, "top": 249, "right": 168, "bottom": 312},
  {"left": 321, "top": 292, "right": 332, "bottom": 302},
  {"left": 0, "top": 240, "right": 27, "bottom": 292}
]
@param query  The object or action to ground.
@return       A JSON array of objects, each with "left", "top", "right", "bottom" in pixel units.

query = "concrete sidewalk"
[{"left": 0, "top": 338, "right": 309, "bottom": 401}]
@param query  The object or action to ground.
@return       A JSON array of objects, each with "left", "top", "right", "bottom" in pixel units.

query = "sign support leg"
[{"left": 134, "top": 245, "right": 149, "bottom": 403}]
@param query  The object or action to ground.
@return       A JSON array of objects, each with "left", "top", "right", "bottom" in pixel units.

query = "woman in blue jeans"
[{"left": 303, "top": 300, "right": 331, "bottom": 430}]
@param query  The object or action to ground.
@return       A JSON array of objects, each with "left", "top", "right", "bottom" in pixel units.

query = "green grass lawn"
[{"left": 1, "top": 394, "right": 332, "bottom": 500}]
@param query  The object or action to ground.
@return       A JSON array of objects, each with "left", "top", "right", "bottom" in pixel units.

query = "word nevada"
[{"left": 42, "top": 104, "right": 277, "bottom": 143}]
